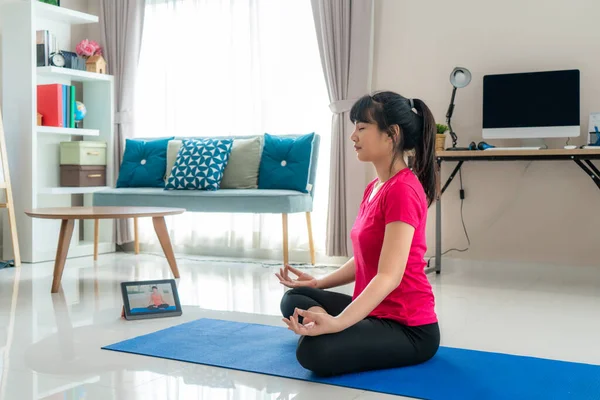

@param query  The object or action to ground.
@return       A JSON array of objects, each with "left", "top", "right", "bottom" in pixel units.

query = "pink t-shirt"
[{"left": 350, "top": 168, "right": 437, "bottom": 326}]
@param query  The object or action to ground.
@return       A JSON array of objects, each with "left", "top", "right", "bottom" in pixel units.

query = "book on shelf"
[
  {"left": 36, "top": 30, "right": 57, "bottom": 67},
  {"left": 37, "top": 83, "right": 77, "bottom": 128}
]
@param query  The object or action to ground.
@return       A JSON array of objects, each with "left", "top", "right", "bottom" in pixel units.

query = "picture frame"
[{"left": 120, "top": 279, "right": 182, "bottom": 320}]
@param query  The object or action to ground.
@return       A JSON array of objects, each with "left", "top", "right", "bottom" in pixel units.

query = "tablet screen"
[{"left": 121, "top": 279, "right": 182, "bottom": 320}]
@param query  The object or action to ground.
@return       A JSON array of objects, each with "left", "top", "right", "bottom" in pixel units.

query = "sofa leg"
[
  {"left": 306, "top": 212, "right": 315, "bottom": 265},
  {"left": 134, "top": 217, "right": 140, "bottom": 254},
  {"left": 282, "top": 213, "right": 289, "bottom": 266}
]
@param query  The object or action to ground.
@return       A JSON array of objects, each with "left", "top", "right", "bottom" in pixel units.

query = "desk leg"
[
  {"left": 51, "top": 219, "right": 74, "bottom": 293},
  {"left": 433, "top": 160, "right": 463, "bottom": 274},
  {"left": 584, "top": 160, "right": 600, "bottom": 184},
  {"left": 574, "top": 160, "right": 600, "bottom": 190},
  {"left": 435, "top": 159, "right": 442, "bottom": 274}
]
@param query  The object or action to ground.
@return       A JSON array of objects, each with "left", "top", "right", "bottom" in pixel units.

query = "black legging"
[{"left": 280, "top": 287, "right": 440, "bottom": 377}]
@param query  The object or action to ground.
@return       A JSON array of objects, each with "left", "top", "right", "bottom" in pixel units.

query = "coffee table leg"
[
  {"left": 134, "top": 217, "right": 140, "bottom": 254},
  {"left": 152, "top": 216, "right": 180, "bottom": 278},
  {"left": 93, "top": 218, "right": 99, "bottom": 261},
  {"left": 52, "top": 219, "right": 75, "bottom": 293}
]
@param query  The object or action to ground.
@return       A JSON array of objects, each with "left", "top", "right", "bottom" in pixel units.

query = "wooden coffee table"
[{"left": 24, "top": 206, "right": 186, "bottom": 293}]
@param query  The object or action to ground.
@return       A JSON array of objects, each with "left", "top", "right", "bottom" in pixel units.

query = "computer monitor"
[{"left": 482, "top": 69, "right": 580, "bottom": 139}]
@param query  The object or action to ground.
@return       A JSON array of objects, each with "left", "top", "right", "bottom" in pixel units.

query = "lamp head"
[{"left": 450, "top": 67, "right": 472, "bottom": 88}]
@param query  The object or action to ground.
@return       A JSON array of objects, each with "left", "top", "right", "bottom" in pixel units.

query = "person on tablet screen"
[
  {"left": 277, "top": 91, "right": 440, "bottom": 377},
  {"left": 147, "top": 286, "right": 169, "bottom": 309}
]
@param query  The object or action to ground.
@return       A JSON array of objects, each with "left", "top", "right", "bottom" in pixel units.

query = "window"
[{"left": 134, "top": 0, "right": 331, "bottom": 259}]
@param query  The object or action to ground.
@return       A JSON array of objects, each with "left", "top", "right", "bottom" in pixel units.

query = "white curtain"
[{"left": 133, "top": 0, "right": 331, "bottom": 261}]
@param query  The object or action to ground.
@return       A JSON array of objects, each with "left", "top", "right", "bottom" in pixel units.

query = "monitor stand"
[{"left": 520, "top": 138, "right": 545, "bottom": 148}]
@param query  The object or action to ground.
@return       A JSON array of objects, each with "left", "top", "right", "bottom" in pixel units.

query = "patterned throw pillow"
[{"left": 165, "top": 138, "right": 233, "bottom": 190}]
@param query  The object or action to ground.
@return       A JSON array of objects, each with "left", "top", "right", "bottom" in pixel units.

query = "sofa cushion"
[
  {"left": 93, "top": 188, "right": 313, "bottom": 214},
  {"left": 165, "top": 138, "right": 233, "bottom": 191},
  {"left": 258, "top": 132, "right": 314, "bottom": 193},
  {"left": 116, "top": 137, "right": 173, "bottom": 188},
  {"left": 221, "top": 136, "right": 262, "bottom": 189}
]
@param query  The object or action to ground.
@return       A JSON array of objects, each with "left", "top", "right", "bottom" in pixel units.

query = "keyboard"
[{"left": 483, "top": 147, "right": 541, "bottom": 151}]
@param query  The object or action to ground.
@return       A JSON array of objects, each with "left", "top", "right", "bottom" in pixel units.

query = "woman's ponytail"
[{"left": 411, "top": 99, "right": 437, "bottom": 207}]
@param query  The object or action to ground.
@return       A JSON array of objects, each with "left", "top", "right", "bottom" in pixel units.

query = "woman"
[
  {"left": 147, "top": 286, "right": 169, "bottom": 309},
  {"left": 276, "top": 91, "right": 440, "bottom": 377}
]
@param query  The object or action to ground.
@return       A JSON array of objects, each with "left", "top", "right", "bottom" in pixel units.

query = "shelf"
[
  {"left": 37, "top": 126, "right": 99, "bottom": 137},
  {"left": 37, "top": 67, "right": 112, "bottom": 83},
  {"left": 38, "top": 186, "right": 109, "bottom": 195},
  {"left": 35, "top": 2, "right": 98, "bottom": 25}
]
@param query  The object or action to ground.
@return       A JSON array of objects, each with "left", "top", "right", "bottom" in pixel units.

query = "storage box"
[
  {"left": 60, "top": 141, "right": 107, "bottom": 165},
  {"left": 60, "top": 165, "right": 106, "bottom": 187}
]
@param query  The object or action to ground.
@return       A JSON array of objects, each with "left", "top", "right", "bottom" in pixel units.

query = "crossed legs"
[{"left": 280, "top": 287, "right": 440, "bottom": 377}]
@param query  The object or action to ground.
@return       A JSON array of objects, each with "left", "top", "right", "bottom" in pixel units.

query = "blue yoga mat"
[{"left": 102, "top": 318, "right": 600, "bottom": 400}]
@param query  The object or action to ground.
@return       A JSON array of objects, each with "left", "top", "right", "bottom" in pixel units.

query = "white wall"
[
  {"left": 62, "top": 0, "right": 94, "bottom": 48},
  {"left": 373, "top": 0, "right": 600, "bottom": 266}
]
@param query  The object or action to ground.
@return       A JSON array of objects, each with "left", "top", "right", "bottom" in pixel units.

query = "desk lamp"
[{"left": 446, "top": 67, "right": 472, "bottom": 150}]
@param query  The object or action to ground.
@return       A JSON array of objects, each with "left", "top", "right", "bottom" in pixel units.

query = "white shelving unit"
[
  {"left": 37, "top": 66, "right": 112, "bottom": 82},
  {"left": 34, "top": 1, "right": 99, "bottom": 25},
  {"left": 38, "top": 186, "right": 109, "bottom": 195},
  {"left": 1, "top": 1, "right": 115, "bottom": 263},
  {"left": 37, "top": 126, "right": 100, "bottom": 137}
]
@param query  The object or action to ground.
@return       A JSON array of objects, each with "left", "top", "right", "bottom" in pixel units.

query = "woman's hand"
[
  {"left": 275, "top": 265, "right": 318, "bottom": 288},
  {"left": 283, "top": 308, "right": 345, "bottom": 337}
]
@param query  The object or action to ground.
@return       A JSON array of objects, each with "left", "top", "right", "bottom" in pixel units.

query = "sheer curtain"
[{"left": 133, "top": 0, "right": 331, "bottom": 262}]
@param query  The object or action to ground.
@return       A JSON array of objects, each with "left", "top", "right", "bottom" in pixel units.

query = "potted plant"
[{"left": 435, "top": 123, "right": 448, "bottom": 152}]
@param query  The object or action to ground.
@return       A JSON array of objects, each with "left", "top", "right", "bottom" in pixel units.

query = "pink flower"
[{"left": 76, "top": 39, "right": 103, "bottom": 57}]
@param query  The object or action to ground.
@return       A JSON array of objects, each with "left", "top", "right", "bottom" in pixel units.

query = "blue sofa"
[{"left": 93, "top": 134, "right": 320, "bottom": 265}]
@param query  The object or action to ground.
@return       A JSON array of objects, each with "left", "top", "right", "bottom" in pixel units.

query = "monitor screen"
[{"left": 482, "top": 69, "right": 580, "bottom": 129}]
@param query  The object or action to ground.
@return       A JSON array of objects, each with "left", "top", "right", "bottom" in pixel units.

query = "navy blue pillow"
[
  {"left": 116, "top": 137, "right": 173, "bottom": 188},
  {"left": 258, "top": 133, "right": 314, "bottom": 193}
]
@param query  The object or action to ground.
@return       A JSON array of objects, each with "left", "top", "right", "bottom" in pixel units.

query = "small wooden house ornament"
[{"left": 86, "top": 55, "right": 107, "bottom": 74}]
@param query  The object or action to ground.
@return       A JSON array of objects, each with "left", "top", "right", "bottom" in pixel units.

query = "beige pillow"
[
  {"left": 164, "top": 140, "right": 183, "bottom": 181},
  {"left": 221, "top": 136, "right": 262, "bottom": 189},
  {"left": 164, "top": 137, "right": 263, "bottom": 188}
]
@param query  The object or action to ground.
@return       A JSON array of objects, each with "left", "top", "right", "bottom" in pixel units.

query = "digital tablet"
[{"left": 120, "top": 279, "right": 182, "bottom": 320}]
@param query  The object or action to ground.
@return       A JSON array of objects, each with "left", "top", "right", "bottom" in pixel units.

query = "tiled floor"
[{"left": 0, "top": 252, "right": 599, "bottom": 399}]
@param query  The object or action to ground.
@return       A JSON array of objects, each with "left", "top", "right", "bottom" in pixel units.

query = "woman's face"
[{"left": 350, "top": 121, "right": 394, "bottom": 163}]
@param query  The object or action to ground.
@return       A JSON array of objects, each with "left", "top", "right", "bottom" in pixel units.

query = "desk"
[{"left": 431, "top": 148, "right": 600, "bottom": 274}]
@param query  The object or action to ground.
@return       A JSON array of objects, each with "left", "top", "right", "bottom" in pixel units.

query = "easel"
[{"left": 0, "top": 108, "right": 20, "bottom": 266}]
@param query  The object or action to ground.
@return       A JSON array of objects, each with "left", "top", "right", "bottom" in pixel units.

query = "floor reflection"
[
  {"left": 4, "top": 253, "right": 599, "bottom": 400},
  {"left": 0, "top": 254, "right": 344, "bottom": 400}
]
